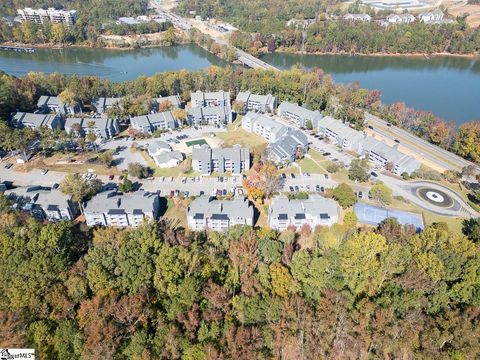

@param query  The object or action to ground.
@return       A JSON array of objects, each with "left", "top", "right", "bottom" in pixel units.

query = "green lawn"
[
  {"left": 298, "top": 157, "right": 326, "bottom": 174},
  {"left": 138, "top": 150, "right": 199, "bottom": 178},
  {"left": 215, "top": 128, "right": 266, "bottom": 148}
]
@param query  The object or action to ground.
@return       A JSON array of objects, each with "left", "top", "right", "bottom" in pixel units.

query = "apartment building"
[
  {"left": 187, "top": 196, "right": 254, "bottom": 231},
  {"left": 361, "top": 136, "right": 421, "bottom": 175},
  {"left": 242, "top": 112, "right": 287, "bottom": 142},
  {"left": 343, "top": 13, "right": 371, "bottom": 22},
  {"left": 268, "top": 195, "right": 339, "bottom": 230},
  {"left": 192, "top": 144, "right": 250, "bottom": 175},
  {"left": 147, "top": 140, "right": 184, "bottom": 168},
  {"left": 84, "top": 190, "right": 160, "bottom": 228},
  {"left": 17, "top": 7, "right": 78, "bottom": 25},
  {"left": 317, "top": 116, "right": 364, "bottom": 152},
  {"left": 153, "top": 95, "right": 183, "bottom": 111},
  {"left": 64, "top": 117, "right": 120, "bottom": 139},
  {"left": 11, "top": 112, "right": 63, "bottom": 130},
  {"left": 190, "top": 90, "right": 230, "bottom": 108},
  {"left": 187, "top": 106, "right": 232, "bottom": 126},
  {"left": 269, "top": 129, "right": 309, "bottom": 165},
  {"left": 277, "top": 101, "right": 323, "bottom": 128},
  {"left": 235, "top": 91, "right": 276, "bottom": 113},
  {"left": 37, "top": 95, "right": 80, "bottom": 115},
  {"left": 92, "top": 97, "right": 121, "bottom": 114},
  {"left": 386, "top": 14, "right": 415, "bottom": 24},
  {"left": 5, "top": 186, "right": 76, "bottom": 221},
  {"left": 130, "top": 111, "right": 177, "bottom": 134}
]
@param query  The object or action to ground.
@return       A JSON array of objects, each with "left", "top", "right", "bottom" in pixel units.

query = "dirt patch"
[{"left": 448, "top": 4, "right": 480, "bottom": 27}]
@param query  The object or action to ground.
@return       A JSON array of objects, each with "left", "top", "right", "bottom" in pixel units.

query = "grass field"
[
  {"left": 298, "top": 157, "right": 326, "bottom": 174},
  {"left": 215, "top": 128, "right": 267, "bottom": 148},
  {"left": 163, "top": 197, "right": 190, "bottom": 229}
]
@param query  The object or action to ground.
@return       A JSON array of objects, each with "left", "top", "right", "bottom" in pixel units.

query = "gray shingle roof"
[
  {"left": 188, "top": 195, "right": 253, "bottom": 221},
  {"left": 269, "top": 195, "right": 338, "bottom": 220},
  {"left": 85, "top": 190, "right": 158, "bottom": 214}
]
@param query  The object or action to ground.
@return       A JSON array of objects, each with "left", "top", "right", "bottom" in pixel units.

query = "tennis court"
[{"left": 353, "top": 203, "right": 424, "bottom": 231}]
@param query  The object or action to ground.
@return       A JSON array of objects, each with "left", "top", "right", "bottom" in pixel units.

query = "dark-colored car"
[
  {"left": 323, "top": 152, "right": 331, "bottom": 157},
  {"left": 4, "top": 163, "right": 13, "bottom": 169},
  {"left": 320, "top": 186, "right": 325, "bottom": 193},
  {"left": 315, "top": 185, "right": 320, "bottom": 192},
  {"left": 170, "top": 190, "right": 175, "bottom": 197},
  {"left": 368, "top": 125, "right": 374, "bottom": 130},
  {"left": 289, "top": 186, "right": 294, "bottom": 192},
  {"left": 386, "top": 123, "right": 392, "bottom": 127},
  {"left": 108, "top": 174, "right": 114, "bottom": 180},
  {"left": 294, "top": 185, "right": 299, "bottom": 192},
  {"left": 119, "top": 175, "right": 125, "bottom": 181},
  {"left": 52, "top": 183, "right": 59, "bottom": 189},
  {"left": 394, "top": 139, "right": 400, "bottom": 143},
  {"left": 199, "top": 190, "right": 205, "bottom": 196},
  {"left": 216, "top": 189, "right": 222, "bottom": 197},
  {"left": 282, "top": 173, "right": 287, "bottom": 179},
  {"left": 371, "top": 171, "right": 379, "bottom": 177},
  {"left": 291, "top": 173, "right": 295, "bottom": 179},
  {"left": 222, "top": 189, "right": 227, "bottom": 196}
]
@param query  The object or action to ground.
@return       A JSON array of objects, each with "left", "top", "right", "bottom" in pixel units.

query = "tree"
[
  {"left": 369, "top": 183, "right": 393, "bottom": 205},
  {"left": 98, "top": 150, "right": 114, "bottom": 167},
  {"left": 326, "top": 162, "right": 341, "bottom": 173},
  {"left": 232, "top": 100, "right": 245, "bottom": 114},
  {"left": 60, "top": 173, "right": 101, "bottom": 212},
  {"left": 269, "top": 263, "right": 296, "bottom": 298},
  {"left": 462, "top": 218, "right": 480, "bottom": 243},
  {"left": 118, "top": 177, "right": 134, "bottom": 193},
  {"left": 332, "top": 183, "right": 356, "bottom": 208},
  {"left": 305, "top": 120, "right": 313, "bottom": 130},
  {"left": 453, "top": 122, "right": 480, "bottom": 163},
  {"left": 128, "top": 162, "right": 149, "bottom": 179},
  {"left": 172, "top": 108, "right": 187, "bottom": 124},
  {"left": 348, "top": 158, "right": 369, "bottom": 182}
]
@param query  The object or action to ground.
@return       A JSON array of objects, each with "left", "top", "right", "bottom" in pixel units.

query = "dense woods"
[
  {"left": 0, "top": 67, "right": 479, "bottom": 163},
  {"left": 229, "top": 21, "right": 480, "bottom": 55},
  {"left": 0, "top": 197, "right": 479, "bottom": 358}
]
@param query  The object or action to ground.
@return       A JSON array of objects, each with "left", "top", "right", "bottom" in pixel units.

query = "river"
[
  {"left": 261, "top": 53, "right": 480, "bottom": 124},
  {"left": 0, "top": 45, "right": 478, "bottom": 124},
  {"left": 0, "top": 44, "right": 228, "bottom": 81}
]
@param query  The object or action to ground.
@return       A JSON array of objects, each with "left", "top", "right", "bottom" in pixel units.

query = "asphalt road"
[{"left": 365, "top": 113, "right": 476, "bottom": 172}]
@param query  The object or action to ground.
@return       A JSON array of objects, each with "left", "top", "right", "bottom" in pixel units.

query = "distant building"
[
  {"left": 118, "top": 17, "right": 142, "bottom": 25},
  {"left": 418, "top": 9, "right": 443, "bottom": 22},
  {"left": 11, "top": 112, "right": 63, "bottom": 130},
  {"left": 37, "top": 95, "right": 80, "bottom": 115},
  {"left": 277, "top": 101, "right": 323, "bottom": 128},
  {"left": 317, "top": 116, "right": 364, "bottom": 152},
  {"left": 84, "top": 190, "right": 160, "bottom": 228},
  {"left": 187, "top": 196, "right": 254, "bottom": 231},
  {"left": 242, "top": 112, "right": 287, "bottom": 142},
  {"left": 17, "top": 7, "right": 78, "bottom": 25},
  {"left": 190, "top": 90, "right": 230, "bottom": 108},
  {"left": 343, "top": 13, "right": 372, "bottom": 22},
  {"left": 361, "top": 136, "right": 420, "bottom": 175},
  {"left": 235, "top": 91, "right": 276, "bottom": 113},
  {"left": 130, "top": 111, "right": 177, "bottom": 134},
  {"left": 153, "top": 95, "right": 183, "bottom": 111},
  {"left": 5, "top": 186, "right": 76, "bottom": 221},
  {"left": 386, "top": 14, "right": 415, "bottom": 24},
  {"left": 192, "top": 144, "right": 250, "bottom": 175},
  {"left": 268, "top": 195, "right": 339, "bottom": 230},
  {"left": 187, "top": 106, "right": 232, "bottom": 126},
  {"left": 64, "top": 117, "right": 120, "bottom": 139},
  {"left": 92, "top": 97, "right": 121, "bottom": 114}
]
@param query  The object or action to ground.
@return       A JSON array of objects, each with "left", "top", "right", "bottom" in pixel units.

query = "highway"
[
  {"left": 148, "top": 0, "right": 279, "bottom": 71},
  {"left": 365, "top": 113, "right": 477, "bottom": 172}
]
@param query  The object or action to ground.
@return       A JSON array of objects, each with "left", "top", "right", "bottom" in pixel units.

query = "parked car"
[
  {"left": 358, "top": 191, "right": 363, "bottom": 199},
  {"left": 222, "top": 189, "right": 227, "bottom": 196},
  {"left": 371, "top": 171, "right": 378, "bottom": 178},
  {"left": 41, "top": 169, "right": 49, "bottom": 175},
  {"left": 386, "top": 123, "right": 392, "bottom": 127},
  {"left": 199, "top": 190, "right": 205, "bottom": 196},
  {"left": 324, "top": 174, "right": 329, "bottom": 179},
  {"left": 52, "top": 183, "right": 59, "bottom": 189},
  {"left": 181, "top": 177, "right": 187, "bottom": 184},
  {"left": 294, "top": 185, "right": 299, "bottom": 192},
  {"left": 291, "top": 173, "right": 295, "bottom": 179},
  {"left": 119, "top": 175, "right": 125, "bottom": 181},
  {"left": 305, "top": 172, "right": 310, "bottom": 177},
  {"left": 368, "top": 125, "right": 374, "bottom": 130},
  {"left": 320, "top": 186, "right": 325, "bottom": 193},
  {"left": 282, "top": 173, "right": 287, "bottom": 179},
  {"left": 394, "top": 139, "right": 400, "bottom": 143},
  {"left": 323, "top": 152, "right": 331, "bottom": 157},
  {"left": 170, "top": 190, "right": 175, "bottom": 197},
  {"left": 4, "top": 163, "right": 12, "bottom": 169},
  {"left": 289, "top": 186, "right": 294, "bottom": 192},
  {"left": 315, "top": 185, "right": 320, "bottom": 192},
  {"left": 108, "top": 174, "right": 114, "bottom": 180},
  {"left": 216, "top": 189, "right": 222, "bottom": 197}
]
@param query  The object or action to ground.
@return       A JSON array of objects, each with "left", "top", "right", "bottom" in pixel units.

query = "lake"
[
  {"left": 261, "top": 53, "right": 480, "bottom": 124},
  {"left": 0, "top": 44, "right": 228, "bottom": 81},
  {"left": 0, "top": 44, "right": 478, "bottom": 124}
]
